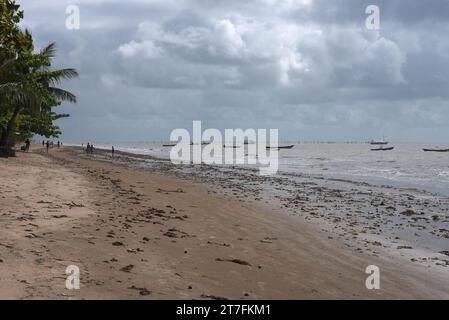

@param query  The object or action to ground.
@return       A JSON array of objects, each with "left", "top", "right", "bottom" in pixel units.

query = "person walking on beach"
[
  {"left": 90, "top": 143, "right": 94, "bottom": 154},
  {"left": 86, "top": 143, "right": 90, "bottom": 155},
  {"left": 112, "top": 146, "right": 115, "bottom": 157},
  {"left": 57, "top": 141, "right": 60, "bottom": 148},
  {"left": 25, "top": 139, "right": 30, "bottom": 152},
  {"left": 46, "top": 140, "right": 49, "bottom": 153}
]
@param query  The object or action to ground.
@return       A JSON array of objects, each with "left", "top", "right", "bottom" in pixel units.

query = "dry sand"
[{"left": 0, "top": 146, "right": 448, "bottom": 299}]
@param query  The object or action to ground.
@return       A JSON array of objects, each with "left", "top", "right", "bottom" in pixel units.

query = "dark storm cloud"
[{"left": 18, "top": 0, "right": 449, "bottom": 142}]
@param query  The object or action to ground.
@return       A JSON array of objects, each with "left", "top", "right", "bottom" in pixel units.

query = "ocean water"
[{"left": 72, "top": 142, "right": 449, "bottom": 196}]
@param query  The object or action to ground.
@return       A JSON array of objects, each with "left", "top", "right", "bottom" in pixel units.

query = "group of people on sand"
[
  {"left": 41, "top": 140, "right": 61, "bottom": 152},
  {"left": 85, "top": 142, "right": 94, "bottom": 154},
  {"left": 82, "top": 143, "right": 116, "bottom": 157},
  {"left": 22, "top": 139, "right": 56, "bottom": 153}
]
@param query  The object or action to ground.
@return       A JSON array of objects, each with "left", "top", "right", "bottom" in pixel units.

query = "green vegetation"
[{"left": 0, "top": 0, "right": 78, "bottom": 157}]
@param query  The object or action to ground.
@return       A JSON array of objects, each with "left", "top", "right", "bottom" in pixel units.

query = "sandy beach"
[
  {"left": 3, "top": 0, "right": 449, "bottom": 306},
  {"left": 0, "top": 145, "right": 448, "bottom": 299}
]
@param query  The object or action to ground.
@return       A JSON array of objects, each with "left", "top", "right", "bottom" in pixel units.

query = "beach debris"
[
  {"left": 156, "top": 188, "right": 185, "bottom": 193},
  {"left": 200, "top": 294, "right": 228, "bottom": 300},
  {"left": 437, "top": 229, "right": 449, "bottom": 239},
  {"left": 260, "top": 237, "right": 277, "bottom": 243},
  {"left": 397, "top": 246, "right": 413, "bottom": 249},
  {"left": 400, "top": 209, "right": 416, "bottom": 216},
  {"left": 215, "top": 258, "right": 251, "bottom": 266},
  {"left": 207, "top": 240, "right": 231, "bottom": 247},
  {"left": 120, "top": 264, "right": 134, "bottom": 272},
  {"left": 112, "top": 241, "right": 124, "bottom": 246},
  {"left": 25, "top": 233, "right": 39, "bottom": 239},
  {"left": 52, "top": 214, "right": 68, "bottom": 219},
  {"left": 126, "top": 248, "right": 143, "bottom": 253},
  {"left": 163, "top": 228, "right": 190, "bottom": 238},
  {"left": 128, "top": 285, "right": 151, "bottom": 296},
  {"left": 65, "top": 201, "right": 85, "bottom": 209}
]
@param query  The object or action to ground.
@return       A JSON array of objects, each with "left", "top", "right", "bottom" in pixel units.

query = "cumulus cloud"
[{"left": 118, "top": 39, "right": 162, "bottom": 58}]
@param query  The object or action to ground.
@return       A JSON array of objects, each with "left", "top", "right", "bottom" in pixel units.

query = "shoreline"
[
  {"left": 72, "top": 142, "right": 449, "bottom": 197},
  {"left": 0, "top": 146, "right": 448, "bottom": 299},
  {"left": 69, "top": 145, "right": 449, "bottom": 272}
]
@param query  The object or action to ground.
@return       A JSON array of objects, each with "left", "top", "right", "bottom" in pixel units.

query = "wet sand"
[{"left": 0, "top": 146, "right": 448, "bottom": 299}]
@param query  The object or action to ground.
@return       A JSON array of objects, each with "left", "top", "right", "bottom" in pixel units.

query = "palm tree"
[
  {"left": 0, "top": 56, "right": 21, "bottom": 102},
  {"left": 0, "top": 42, "right": 78, "bottom": 153}
]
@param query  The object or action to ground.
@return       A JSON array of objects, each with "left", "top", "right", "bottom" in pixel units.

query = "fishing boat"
[
  {"left": 370, "top": 138, "right": 388, "bottom": 145},
  {"left": 243, "top": 138, "right": 255, "bottom": 145},
  {"left": 371, "top": 146, "right": 394, "bottom": 151},
  {"left": 266, "top": 145, "right": 295, "bottom": 150},
  {"left": 223, "top": 144, "right": 241, "bottom": 148},
  {"left": 163, "top": 141, "right": 210, "bottom": 147},
  {"left": 370, "top": 135, "right": 389, "bottom": 145},
  {"left": 423, "top": 148, "right": 449, "bottom": 152}
]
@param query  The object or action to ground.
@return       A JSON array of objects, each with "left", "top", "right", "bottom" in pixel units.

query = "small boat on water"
[
  {"left": 223, "top": 145, "right": 241, "bottom": 148},
  {"left": 370, "top": 135, "right": 388, "bottom": 145},
  {"left": 190, "top": 142, "right": 211, "bottom": 145},
  {"left": 243, "top": 138, "right": 255, "bottom": 145},
  {"left": 370, "top": 140, "right": 388, "bottom": 145},
  {"left": 371, "top": 146, "right": 394, "bottom": 151},
  {"left": 423, "top": 148, "right": 449, "bottom": 152},
  {"left": 266, "top": 145, "right": 295, "bottom": 150},
  {"left": 163, "top": 141, "right": 211, "bottom": 147}
]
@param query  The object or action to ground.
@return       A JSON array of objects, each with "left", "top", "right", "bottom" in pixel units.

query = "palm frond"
[
  {"left": 39, "top": 42, "right": 57, "bottom": 59},
  {"left": 39, "top": 68, "right": 79, "bottom": 86},
  {"left": 48, "top": 87, "right": 77, "bottom": 103}
]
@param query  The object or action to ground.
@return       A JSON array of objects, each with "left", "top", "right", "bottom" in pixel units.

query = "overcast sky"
[{"left": 19, "top": 0, "right": 449, "bottom": 143}]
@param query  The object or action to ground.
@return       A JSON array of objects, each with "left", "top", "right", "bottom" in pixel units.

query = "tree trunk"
[{"left": 0, "top": 106, "right": 21, "bottom": 156}]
